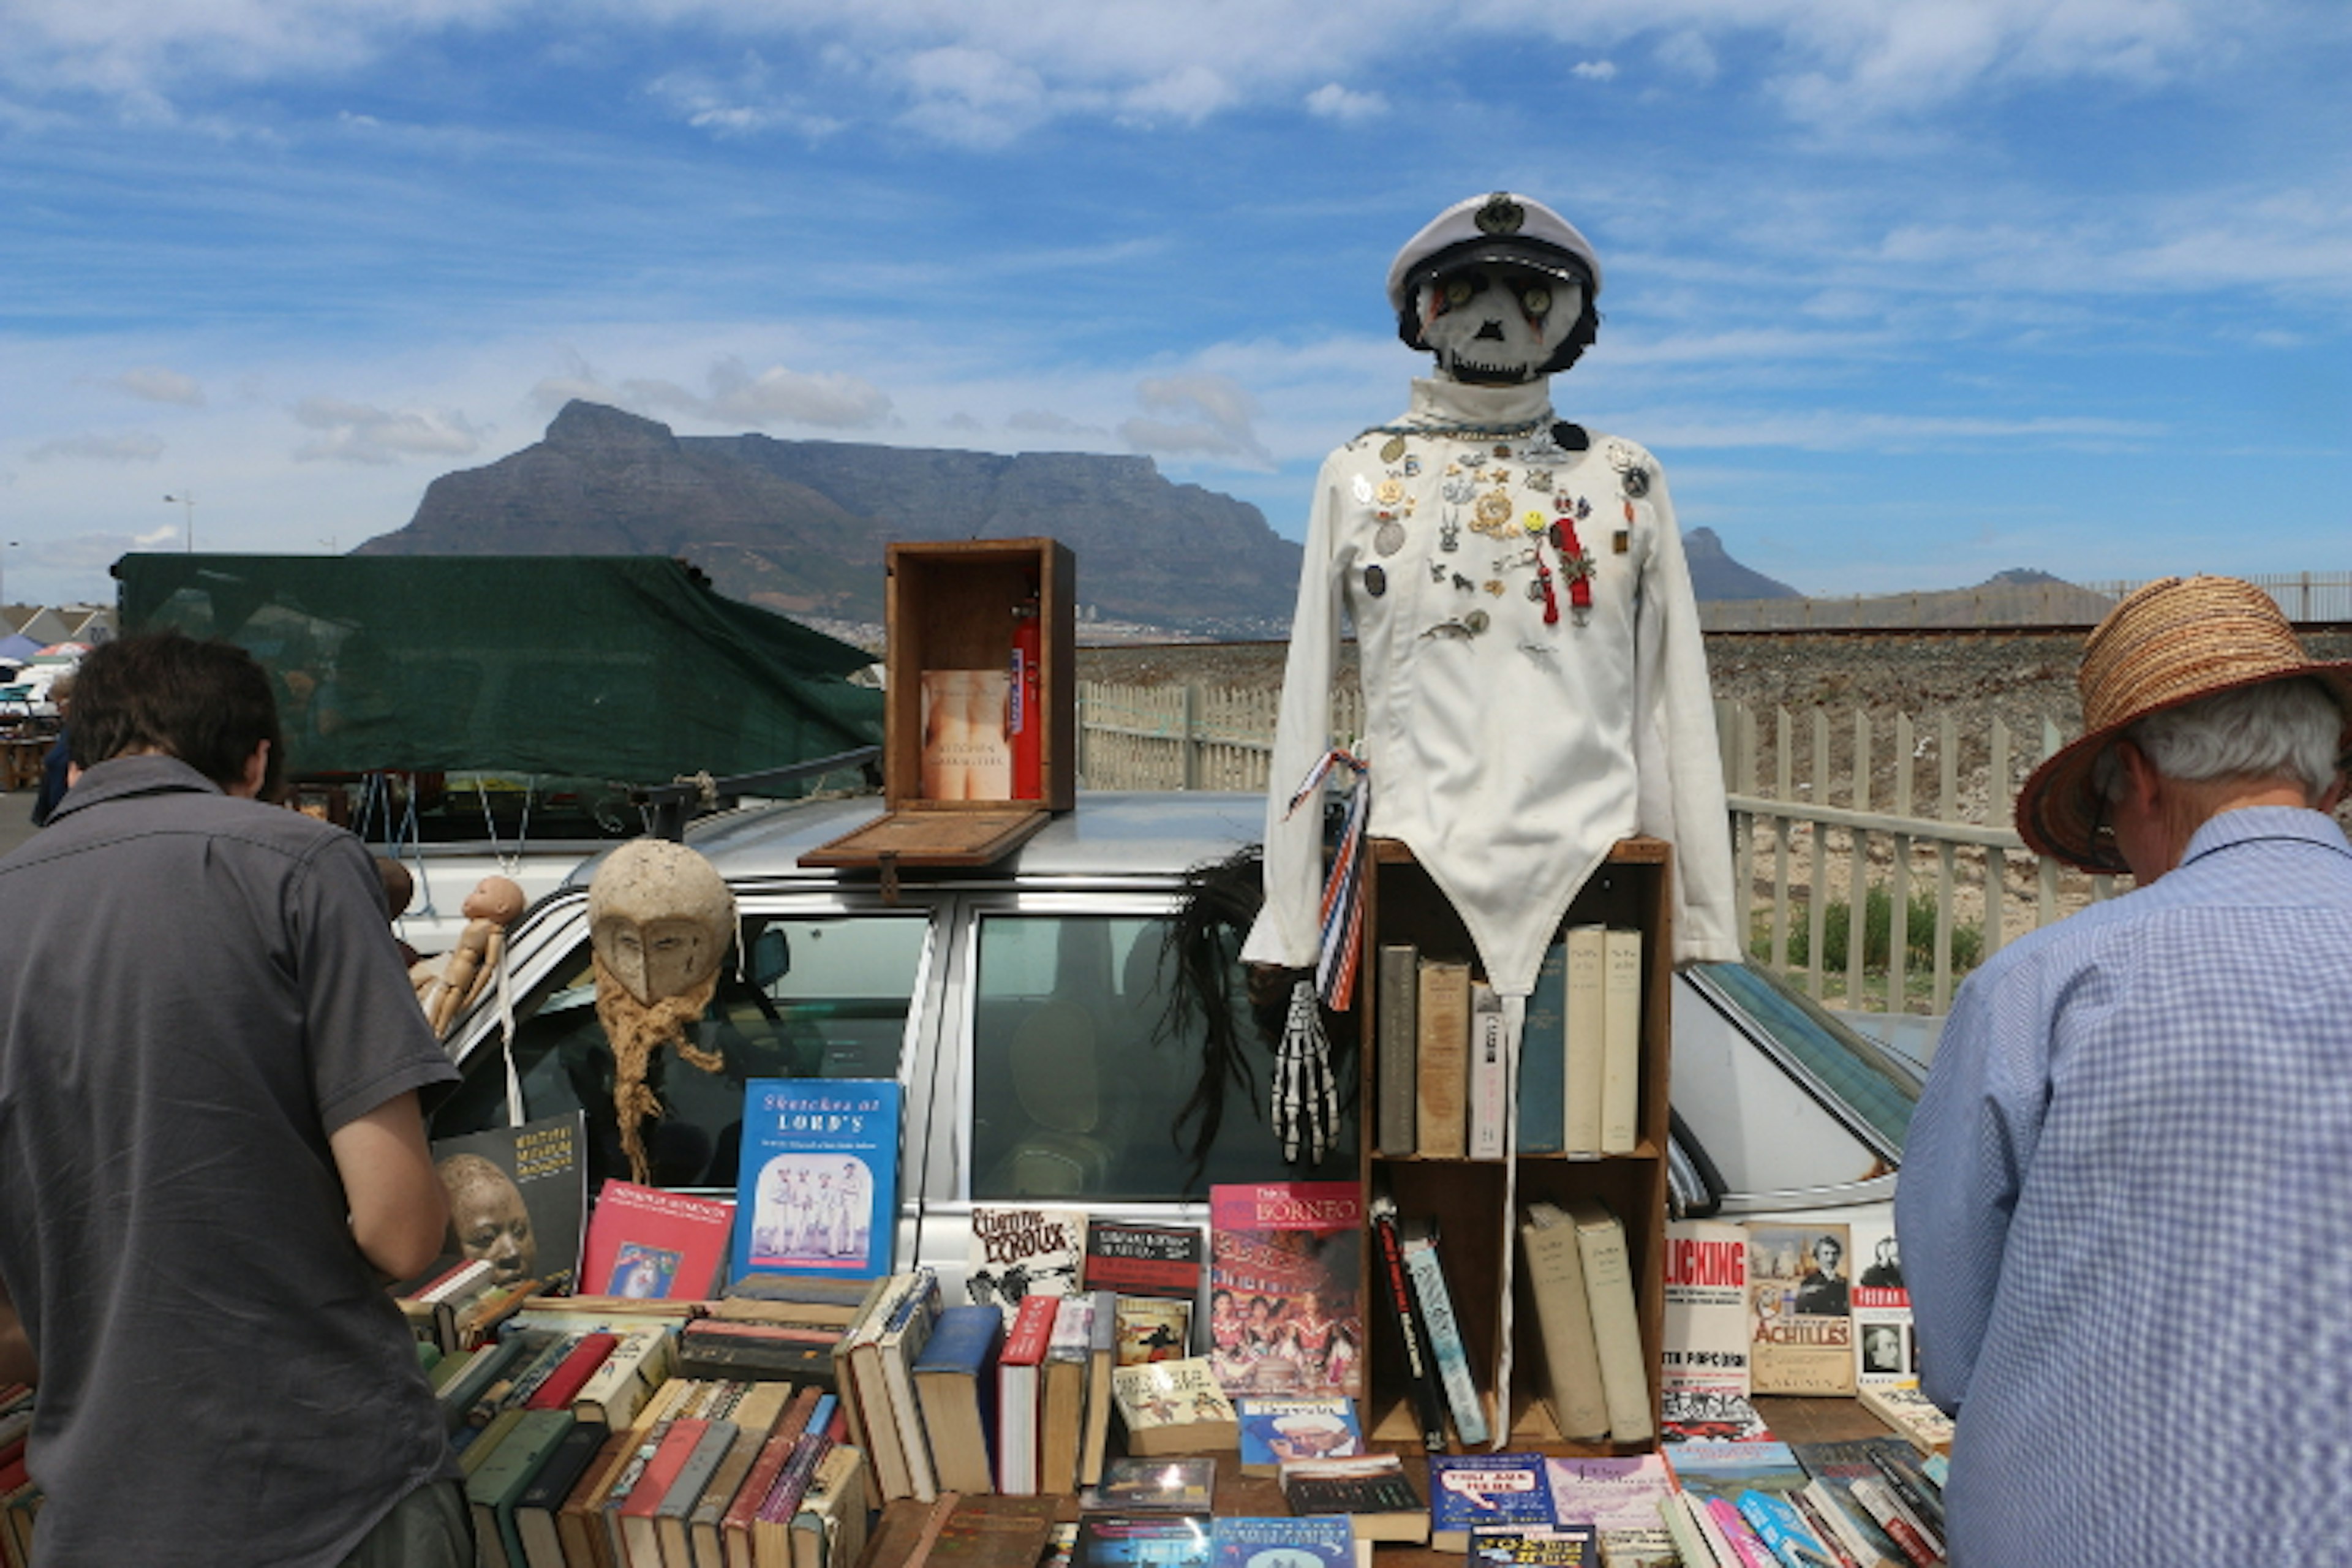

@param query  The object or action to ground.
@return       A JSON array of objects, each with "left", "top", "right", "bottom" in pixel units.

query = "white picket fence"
[{"left": 1077, "top": 682, "right": 2113, "bottom": 1014}]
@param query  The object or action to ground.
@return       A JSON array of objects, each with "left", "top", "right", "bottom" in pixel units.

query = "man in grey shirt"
[{"left": 0, "top": 632, "right": 469, "bottom": 1567}]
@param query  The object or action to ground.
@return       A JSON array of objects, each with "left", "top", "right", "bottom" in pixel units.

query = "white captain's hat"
[{"left": 1385, "top": 190, "right": 1604, "bottom": 314}]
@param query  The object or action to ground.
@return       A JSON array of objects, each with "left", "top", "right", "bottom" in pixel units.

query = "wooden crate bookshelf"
[{"left": 1359, "top": 837, "right": 1673, "bottom": 1455}]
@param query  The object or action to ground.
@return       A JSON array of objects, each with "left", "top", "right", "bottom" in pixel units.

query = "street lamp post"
[
  {"left": 1, "top": 540, "right": 18, "bottom": 612},
  {"left": 163, "top": 492, "right": 195, "bottom": 552}
]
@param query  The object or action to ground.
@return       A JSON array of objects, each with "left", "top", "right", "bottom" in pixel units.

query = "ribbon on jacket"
[{"left": 1281, "top": 748, "right": 1371, "bottom": 1011}]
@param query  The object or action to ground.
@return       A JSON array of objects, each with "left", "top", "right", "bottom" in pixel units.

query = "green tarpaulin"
[{"left": 116, "top": 554, "right": 882, "bottom": 786}]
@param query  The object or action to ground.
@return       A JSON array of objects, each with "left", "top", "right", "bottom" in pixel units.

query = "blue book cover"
[
  {"left": 1234, "top": 1396, "right": 1363, "bottom": 1472},
  {"left": 914, "top": 1304, "right": 1008, "bottom": 1381},
  {"left": 731, "top": 1077, "right": 901, "bottom": 1284},
  {"left": 1428, "top": 1452, "right": 1556, "bottom": 1550},
  {"left": 1401, "top": 1223, "right": 1488, "bottom": 1447},
  {"left": 1516, "top": 944, "right": 1566, "bottom": 1153},
  {"left": 1210, "top": 1516, "right": 1354, "bottom": 1568}
]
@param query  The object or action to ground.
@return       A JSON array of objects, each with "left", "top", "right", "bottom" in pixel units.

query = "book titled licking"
[
  {"left": 1208, "top": 1182, "right": 1362, "bottom": 1401},
  {"left": 733, "top": 1078, "right": 901, "bottom": 1286}
]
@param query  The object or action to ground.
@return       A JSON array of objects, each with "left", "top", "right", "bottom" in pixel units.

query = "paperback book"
[
  {"left": 1234, "top": 1396, "right": 1363, "bottom": 1476},
  {"left": 920, "top": 668, "right": 1014, "bottom": 802},
  {"left": 1847, "top": 1215, "right": 1914, "bottom": 1387},
  {"left": 1662, "top": 1218, "right": 1751, "bottom": 1415},
  {"left": 1080, "top": 1458, "right": 1217, "bottom": 1514},
  {"left": 1540, "top": 1455, "right": 1678, "bottom": 1568},
  {"left": 580, "top": 1178, "right": 736, "bottom": 1300},
  {"left": 1427, "top": 1453, "right": 1557, "bottom": 1553},
  {"left": 428, "top": 1110, "right": 589, "bottom": 1294},
  {"left": 1466, "top": 1528, "right": 1599, "bottom": 1568},
  {"left": 1207, "top": 1182, "right": 1363, "bottom": 1400},
  {"left": 733, "top": 1078, "right": 901, "bottom": 1284},
  {"left": 1745, "top": 1223, "right": 1856, "bottom": 1397},
  {"left": 1275, "top": 1455, "right": 1428, "bottom": 1545},
  {"left": 1075, "top": 1514, "right": 1214, "bottom": 1568},
  {"left": 1115, "top": 1297, "right": 1194, "bottom": 1368},
  {"left": 1087, "top": 1220, "right": 1203, "bottom": 1365},
  {"left": 1210, "top": 1516, "right": 1354, "bottom": 1568},
  {"left": 1111, "top": 1357, "right": 1238, "bottom": 1456},
  {"left": 968, "top": 1205, "right": 1088, "bottom": 1320}
]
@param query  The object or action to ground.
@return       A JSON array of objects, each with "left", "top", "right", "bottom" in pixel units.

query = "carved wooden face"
[
  {"left": 1417, "top": 265, "right": 1582, "bottom": 385},
  {"left": 586, "top": 839, "right": 734, "bottom": 1004}
]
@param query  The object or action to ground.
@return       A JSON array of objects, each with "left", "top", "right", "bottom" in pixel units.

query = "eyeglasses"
[{"left": 1433, "top": 269, "right": 1553, "bottom": 319}]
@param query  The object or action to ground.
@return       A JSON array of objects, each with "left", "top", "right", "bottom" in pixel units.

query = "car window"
[
  {"left": 967, "top": 911, "right": 1357, "bottom": 1202},
  {"left": 428, "top": 910, "right": 928, "bottom": 1192}
]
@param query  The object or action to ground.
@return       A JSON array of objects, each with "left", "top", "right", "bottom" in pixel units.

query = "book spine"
[
  {"left": 1516, "top": 943, "right": 1566, "bottom": 1155},
  {"left": 1563, "top": 925, "right": 1605, "bottom": 1155},
  {"left": 1415, "top": 959, "right": 1469, "bottom": 1159},
  {"left": 1377, "top": 944, "right": 1420, "bottom": 1156},
  {"left": 1787, "top": 1488, "right": 1868, "bottom": 1568},
  {"left": 1860, "top": 1453, "right": 1944, "bottom": 1552},
  {"left": 1735, "top": 1490, "right": 1839, "bottom": 1568},
  {"left": 1466, "top": 981, "right": 1507, "bottom": 1161},
  {"left": 1516, "top": 1214, "right": 1609, "bottom": 1442},
  {"left": 1369, "top": 1203, "right": 1448, "bottom": 1452},
  {"left": 1700, "top": 1497, "right": 1782, "bottom": 1568},
  {"left": 1661, "top": 1493, "right": 1728, "bottom": 1568},
  {"left": 1599, "top": 928, "right": 1642, "bottom": 1154},
  {"left": 1401, "top": 1231, "right": 1488, "bottom": 1447},
  {"left": 1798, "top": 1480, "right": 1894, "bottom": 1568},
  {"left": 1845, "top": 1478, "right": 1938, "bottom": 1568},
  {"left": 1569, "top": 1202, "right": 1653, "bottom": 1444}
]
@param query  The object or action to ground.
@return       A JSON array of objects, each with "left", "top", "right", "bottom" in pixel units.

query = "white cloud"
[
  {"left": 1120, "top": 373, "right": 1272, "bottom": 467},
  {"left": 1570, "top": 59, "right": 1619, "bottom": 82},
  {"left": 107, "top": 367, "right": 205, "bottom": 405},
  {"left": 291, "top": 397, "right": 483, "bottom": 465},
  {"left": 1304, "top": 82, "right": 1386, "bottom": 123},
  {"left": 1007, "top": 409, "right": 1106, "bottom": 435},
  {"left": 26, "top": 431, "right": 167, "bottom": 462},
  {"left": 701, "top": 358, "right": 895, "bottom": 428}
]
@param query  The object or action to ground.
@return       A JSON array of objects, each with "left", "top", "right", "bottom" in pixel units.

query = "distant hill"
[
  {"left": 1684, "top": 527, "right": 1801, "bottom": 600},
  {"left": 358, "top": 402, "right": 1305, "bottom": 636}
]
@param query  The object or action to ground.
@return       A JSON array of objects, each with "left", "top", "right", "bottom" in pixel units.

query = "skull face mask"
[
  {"left": 587, "top": 839, "right": 737, "bottom": 1182},
  {"left": 1416, "top": 265, "right": 1583, "bottom": 386}
]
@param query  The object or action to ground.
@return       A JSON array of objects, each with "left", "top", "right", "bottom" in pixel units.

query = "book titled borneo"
[
  {"left": 1207, "top": 1182, "right": 1363, "bottom": 1400},
  {"left": 733, "top": 1079, "right": 901, "bottom": 1284}
]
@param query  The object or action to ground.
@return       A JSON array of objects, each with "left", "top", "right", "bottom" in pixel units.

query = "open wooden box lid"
[{"left": 797, "top": 537, "right": 1075, "bottom": 873}]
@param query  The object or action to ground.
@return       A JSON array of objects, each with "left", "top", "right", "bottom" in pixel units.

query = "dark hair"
[{"left": 70, "top": 631, "right": 284, "bottom": 793}]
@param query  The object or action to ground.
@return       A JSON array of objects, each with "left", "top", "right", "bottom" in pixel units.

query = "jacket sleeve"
[
  {"left": 1630, "top": 460, "right": 1741, "bottom": 964},
  {"left": 1242, "top": 461, "right": 1350, "bottom": 971}
]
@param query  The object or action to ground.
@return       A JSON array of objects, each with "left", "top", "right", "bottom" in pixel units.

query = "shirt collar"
[
  {"left": 2179, "top": 804, "right": 2352, "bottom": 869},
  {"left": 1404, "top": 375, "right": 1555, "bottom": 428},
  {"left": 46, "top": 753, "right": 228, "bottom": 824}
]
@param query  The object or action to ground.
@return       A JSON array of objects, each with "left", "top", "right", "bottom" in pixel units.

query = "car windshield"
[{"left": 1689, "top": 959, "right": 1921, "bottom": 1153}]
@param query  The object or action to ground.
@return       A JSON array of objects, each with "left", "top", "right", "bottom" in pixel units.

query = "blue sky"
[{"left": 4, "top": 0, "right": 2348, "bottom": 609}]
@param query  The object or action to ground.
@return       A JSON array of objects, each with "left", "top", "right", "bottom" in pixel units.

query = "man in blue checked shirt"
[{"left": 1899, "top": 575, "right": 2352, "bottom": 1566}]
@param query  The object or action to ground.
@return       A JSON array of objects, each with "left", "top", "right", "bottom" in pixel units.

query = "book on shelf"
[
  {"left": 1078, "top": 1289, "right": 1120, "bottom": 1488},
  {"left": 1844, "top": 1475, "right": 1940, "bottom": 1568},
  {"left": 748, "top": 1427, "right": 837, "bottom": 1568},
  {"left": 1113, "top": 1297, "right": 1193, "bottom": 1370},
  {"left": 1368, "top": 1191, "right": 1447, "bottom": 1452},
  {"left": 436, "top": 1336, "right": 535, "bottom": 1434},
  {"left": 1427, "top": 1452, "right": 1557, "bottom": 1553},
  {"left": 649, "top": 1414, "right": 744, "bottom": 1568},
  {"left": 1110, "top": 1356, "right": 1238, "bottom": 1456},
  {"left": 1275, "top": 1453, "right": 1429, "bottom": 1544},
  {"left": 1562, "top": 925, "right": 1607, "bottom": 1156},
  {"left": 1466, "top": 979, "right": 1510, "bottom": 1161},
  {"left": 1516, "top": 1204, "right": 1608, "bottom": 1444},
  {"left": 733, "top": 1078, "right": 902, "bottom": 1286},
  {"left": 1414, "top": 957, "right": 1471, "bottom": 1159},
  {"left": 1529, "top": 1199, "right": 1650, "bottom": 1444},
  {"left": 1234, "top": 1396, "right": 1363, "bottom": 1476},
  {"left": 968, "top": 1205, "right": 1087, "bottom": 1322},
  {"left": 840, "top": 1271, "right": 937, "bottom": 1503},
  {"left": 1657, "top": 1490, "right": 1739, "bottom": 1568},
  {"left": 572, "top": 1325, "right": 680, "bottom": 1428},
  {"left": 1206, "top": 1181, "right": 1363, "bottom": 1400},
  {"left": 717, "top": 1385, "right": 829, "bottom": 1567},
  {"left": 508, "top": 1414, "right": 610, "bottom": 1568},
  {"left": 1662, "top": 1218, "right": 1752, "bottom": 1424},
  {"left": 1540, "top": 1454, "right": 1678, "bottom": 1568},
  {"left": 581, "top": 1177, "right": 737, "bottom": 1300},
  {"left": 995, "top": 1293, "right": 1057, "bottom": 1496},
  {"left": 464, "top": 1406, "right": 577, "bottom": 1568},
  {"left": 913, "top": 1304, "right": 1007, "bottom": 1496},
  {"left": 1598, "top": 928, "right": 1643, "bottom": 1155},
  {"left": 1039, "top": 1294, "right": 1095, "bottom": 1494},
  {"left": 1517, "top": 942, "right": 1567, "bottom": 1155},
  {"left": 876, "top": 1270, "right": 945, "bottom": 1501},
  {"left": 1860, "top": 1439, "right": 1944, "bottom": 1542},
  {"left": 551, "top": 1377, "right": 696, "bottom": 1568},
  {"left": 1468, "top": 1528, "right": 1600, "bottom": 1568},
  {"left": 1210, "top": 1515, "right": 1354, "bottom": 1568},
  {"left": 429, "top": 1110, "right": 590, "bottom": 1297},
  {"left": 1844, "top": 1215, "right": 1913, "bottom": 1392},
  {"left": 1080, "top": 1457, "right": 1216, "bottom": 1513},
  {"left": 1786, "top": 1442, "right": 1905, "bottom": 1568},
  {"left": 920, "top": 668, "right": 1015, "bottom": 803},
  {"left": 677, "top": 1379, "right": 797, "bottom": 1566},
  {"left": 1074, "top": 1513, "right": 1213, "bottom": 1568},
  {"left": 792, "top": 1441, "right": 873, "bottom": 1568},
  {"left": 616, "top": 1415, "right": 718, "bottom": 1568},
  {"left": 1746, "top": 1223, "right": 1855, "bottom": 1398},
  {"left": 1376, "top": 942, "right": 1420, "bottom": 1156},
  {"left": 1400, "top": 1216, "right": 1489, "bottom": 1447},
  {"left": 676, "top": 1314, "right": 845, "bottom": 1387},
  {"left": 522, "top": 1331, "right": 617, "bottom": 1412}
]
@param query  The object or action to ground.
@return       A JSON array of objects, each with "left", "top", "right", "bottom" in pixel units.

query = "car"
[{"left": 424, "top": 789, "right": 1923, "bottom": 1306}]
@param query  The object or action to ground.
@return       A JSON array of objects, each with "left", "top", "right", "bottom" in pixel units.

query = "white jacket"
[{"left": 1242, "top": 376, "right": 1740, "bottom": 996}]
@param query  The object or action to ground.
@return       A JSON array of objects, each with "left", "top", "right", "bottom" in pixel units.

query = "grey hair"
[{"left": 2092, "top": 676, "right": 2345, "bottom": 802}]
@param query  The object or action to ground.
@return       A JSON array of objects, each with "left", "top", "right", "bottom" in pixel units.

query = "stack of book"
[{"left": 1665, "top": 1436, "right": 1948, "bottom": 1568}]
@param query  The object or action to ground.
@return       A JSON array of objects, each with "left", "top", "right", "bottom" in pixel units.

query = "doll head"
[{"left": 1387, "top": 191, "right": 1603, "bottom": 383}]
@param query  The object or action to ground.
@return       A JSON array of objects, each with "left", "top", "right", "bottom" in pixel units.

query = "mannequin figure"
[
  {"left": 1244, "top": 191, "right": 1738, "bottom": 1003},
  {"left": 412, "top": 874, "right": 526, "bottom": 1037},
  {"left": 586, "top": 839, "right": 737, "bottom": 1183}
]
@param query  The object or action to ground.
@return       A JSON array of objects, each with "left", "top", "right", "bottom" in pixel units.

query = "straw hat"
[{"left": 2016, "top": 575, "right": 2352, "bottom": 872}]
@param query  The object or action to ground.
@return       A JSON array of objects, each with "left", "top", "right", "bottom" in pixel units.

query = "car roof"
[{"left": 561, "top": 790, "right": 1270, "bottom": 891}]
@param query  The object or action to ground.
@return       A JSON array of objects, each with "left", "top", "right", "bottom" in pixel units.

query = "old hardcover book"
[
  {"left": 617, "top": 1417, "right": 715, "bottom": 1568},
  {"left": 1038, "top": 1295, "right": 1094, "bottom": 1494},
  {"left": 919, "top": 668, "right": 1015, "bottom": 802},
  {"left": 1427, "top": 1452, "right": 1556, "bottom": 1553},
  {"left": 680, "top": 1381, "right": 798, "bottom": 1568},
  {"left": 1414, "top": 957, "right": 1471, "bottom": 1159},
  {"left": 1517, "top": 943, "right": 1567, "bottom": 1155},
  {"left": 1562, "top": 926, "right": 1606, "bottom": 1156},
  {"left": 842, "top": 1272, "right": 931, "bottom": 1502},
  {"left": 1400, "top": 1217, "right": 1488, "bottom": 1447},
  {"left": 510, "top": 1415, "right": 611, "bottom": 1568},
  {"left": 1558, "top": 1200, "right": 1651, "bottom": 1444},
  {"left": 877, "top": 1272, "right": 944, "bottom": 1501},
  {"left": 1207, "top": 1182, "right": 1363, "bottom": 1400},
  {"left": 1466, "top": 981, "right": 1509, "bottom": 1161},
  {"left": 720, "top": 1386, "right": 826, "bottom": 1568},
  {"left": 465, "top": 1408, "right": 578, "bottom": 1568},
  {"left": 913, "top": 1305, "right": 1006, "bottom": 1496},
  {"left": 1516, "top": 1205, "right": 1608, "bottom": 1442},
  {"left": 1853, "top": 1382, "right": 1953, "bottom": 1457},
  {"left": 967, "top": 1206, "right": 1087, "bottom": 1322},
  {"left": 582, "top": 1177, "right": 738, "bottom": 1300},
  {"left": 677, "top": 1317, "right": 843, "bottom": 1386},
  {"left": 790, "top": 1442, "right": 872, "bottom": 1568},
  {"left": 651, "top": 1417, "right": 742, "bottom": 1568},
  {"left": 573, "top": 1325, "right": 680, "bottom": 1428},
  {"left": 1746, "top": 1223, "right": 1856, "bottom": 1397},
  {"left": 995, "top": 1293, "right": 1057, "bottom": 1496},
  {"left": 1662, "top": 1218, "right": 1752, "bottom": 1434},
  {"left": 1598, "top": 928, "right": 1642, "bottom": 1155},
  {"left": 1077, "top": 1290, "right": 1119, "bottom": 1488},
  {"left": 929, "top": 1496, "right": 1061, "bottom": 1568},
  {"left": 1110, "top": 1356, "right": 1238, "bottom": 1456},
  {"left": 1376, "top": 942, "right": 1420, "bottom": 1155}
]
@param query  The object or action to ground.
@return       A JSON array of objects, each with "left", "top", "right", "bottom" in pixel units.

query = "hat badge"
[{"left": 1474, "top": 194, "right": 1525, "bottom": 236}]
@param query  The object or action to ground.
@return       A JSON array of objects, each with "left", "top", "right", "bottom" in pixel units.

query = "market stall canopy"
[
  {"left": 0, "top": 635, "right": 40, "bottom": 663},
  {"left": 115, "top": 554, "right": 882, "bottom": 784}
]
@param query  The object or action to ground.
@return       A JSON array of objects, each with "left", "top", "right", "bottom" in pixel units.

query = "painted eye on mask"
[{"left": 1439, "top": 271, "right": 1490, "bottom": 310}]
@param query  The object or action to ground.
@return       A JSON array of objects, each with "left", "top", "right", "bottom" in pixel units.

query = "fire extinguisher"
[{"left": 1009, "top": 590, "right": 1043, "bottom": 800}]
